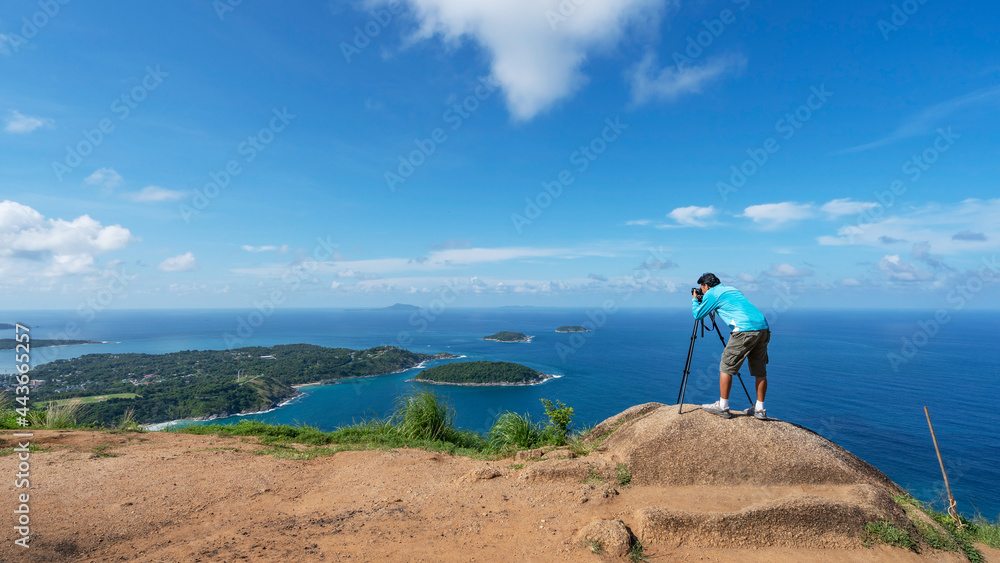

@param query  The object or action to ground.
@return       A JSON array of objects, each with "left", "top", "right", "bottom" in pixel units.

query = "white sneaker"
[
  {"left": 702, "top": 401, "right": 732, "bottom": 419},
  {"left": 743, "top": 407, "right": 768, "bottom": 420}
]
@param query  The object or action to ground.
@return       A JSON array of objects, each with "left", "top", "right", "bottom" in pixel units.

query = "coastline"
[
  {"left": 410, "top": 373, "right": 560, "bottom": 387},
  {"left": 149, "top": 354, "right": 462, "bottom": 430}
]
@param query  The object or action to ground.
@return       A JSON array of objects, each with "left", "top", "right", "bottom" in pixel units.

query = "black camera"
[{"left": 692, "top": 287, "right": 703, "bottom": 298}]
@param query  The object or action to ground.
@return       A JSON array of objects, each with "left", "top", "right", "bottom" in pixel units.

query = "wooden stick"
[{"left": 924, "top": 406, "right": 962, "bottom": 529}]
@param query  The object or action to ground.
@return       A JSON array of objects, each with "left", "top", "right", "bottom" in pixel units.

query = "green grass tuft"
[
  {"left": 863, "top": 518, "right": 917, "bottom": 551},
  {"left": 488, "top": 411, "right": 542, "bottom": 453},
  {"left": 615, "top": 463, "right": 632, "bottom": 487},
  {"left": 628, "top": 539, "right": 647, "bottom": 562}
]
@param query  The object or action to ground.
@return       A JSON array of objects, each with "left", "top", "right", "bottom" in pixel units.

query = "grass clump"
[
  {"left": 615, "top": 463, "right": 632, "bottom": 487},
  {"left": 585, "top": 539, "right": 603, "bottom": 554},
  {"left": 627, "top": 540, "right": 647, "bottom": 562},
  {"left": 42, "top": 401, "right": 82, "bottom": 429},
  {"left": 488, "top": 412, "right": 542, "bottom": 453},
  {"left": 863, "top": 518, "right": 917, "bottom": 551},
  {"left": 582, "top": 466, "right": 605, "bottom": 486}
]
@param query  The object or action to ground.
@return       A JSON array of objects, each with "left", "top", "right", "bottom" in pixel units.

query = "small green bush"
[{"left": 540, "top": 398, "right": 573, "bottom": 444}]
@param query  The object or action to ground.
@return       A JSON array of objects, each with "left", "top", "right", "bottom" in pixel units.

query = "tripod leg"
[
  {"left": 735, "top": 373, "right": 754, "bottom": 408},
  {"left": 711, "top": 314, "right": 754, "bottom": 408},
  {"left": 677, "top": 318, "right": 700, "bottom": 413}
]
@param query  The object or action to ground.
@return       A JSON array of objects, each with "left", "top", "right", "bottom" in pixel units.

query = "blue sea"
[{"left": 5, "top": 307, "right": 998, "bottom": 520}]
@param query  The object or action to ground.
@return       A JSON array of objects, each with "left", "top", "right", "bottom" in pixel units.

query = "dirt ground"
[{"left": 1, "top": 427, "right": 992, "bottom": 563}]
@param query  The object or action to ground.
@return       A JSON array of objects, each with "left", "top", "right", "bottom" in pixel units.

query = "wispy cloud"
[
  {"left": 820, "top": 198, "right": 877, "bottom": 218},
  {"left": 4, "top": 110, "right": 54, "bottom": 134},
  {"left": 231, "top": 245, "right": 615, "bottom": 278},
  {"left": 840, "top": 85, "right": 1000, "bottom": 153},
  {"left": 241, "top": 244, "right": 289, "bottom": 253},
  {"left": 764, "top": 263, "right": 814, "bottom": 278},
  {"left": 84, "top": 168, "right": 124, "bottom": 191},
  {"left": 741, "top": 202, "right": 814, "bottom": 229},
  {"left": 628, "top": 52, "right": 747, "bottom": 105},
  {"left": 124, "top": 186, "right": 187, "bottom": 202},
  {"left": 818, "top": 198, "right": 1000, "bottom": 254}
]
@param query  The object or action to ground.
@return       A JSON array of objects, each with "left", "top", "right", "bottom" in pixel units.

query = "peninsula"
[
  {"left": 23, "top": 344, "right": 456, "bottom": 426},
  {"left": 0, "top": 338, "right": 102, "bottom": 350},
  {"left": 483, "top": 331, "right": 533, "bottom": 343},
  {"left": 413, "top": 361, "right": 552, "bottom": 385}
]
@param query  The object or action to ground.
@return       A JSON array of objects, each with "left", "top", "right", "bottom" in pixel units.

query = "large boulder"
[{"left": 598, "top": 404, "right": 904, "bottom": 490}]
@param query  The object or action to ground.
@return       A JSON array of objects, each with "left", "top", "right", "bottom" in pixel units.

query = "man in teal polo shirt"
[{"left": 691, "top": 273, "right": 770, "bottom": 419}]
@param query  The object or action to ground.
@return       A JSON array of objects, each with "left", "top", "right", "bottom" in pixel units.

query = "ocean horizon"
[{"left": 4, "top": 306, "right": 997, "bottom": 520}]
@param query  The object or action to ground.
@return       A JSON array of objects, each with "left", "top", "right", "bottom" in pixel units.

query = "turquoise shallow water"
[{"left": 5, "top": 307, "right": 998, "bottom": 519}]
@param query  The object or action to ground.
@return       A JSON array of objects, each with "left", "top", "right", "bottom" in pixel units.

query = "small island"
[
  {"left": 0, "top": 338, "right": 102, "bottom": 350},
  {"left": 483, "top": 331, "right": 533, "bottom": 343},
  {"left": 413, "top": 361, "right": 553, "bottom": 386},
  {"left": 555, "top": 326, "right": 590, "bottom": 333},
  {"left": 0, "top": 323, "right": 18, "bottom": 330}
]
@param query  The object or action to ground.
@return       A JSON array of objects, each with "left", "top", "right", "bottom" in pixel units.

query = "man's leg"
[
  {"left": 720, "top": 372, "right": 733, "bottom": 399},
  {"left": 755, "top": 375, "right": 767, "bottom": 402}
]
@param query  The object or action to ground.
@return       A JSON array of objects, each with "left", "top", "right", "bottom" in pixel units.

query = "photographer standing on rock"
[{"left": 691, "top": 273, "right": 770, "bottom": 420}]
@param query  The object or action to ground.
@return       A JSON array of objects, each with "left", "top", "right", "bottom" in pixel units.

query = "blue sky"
[{"left": 2, "top": 0, "right": 998, "bottom": 310}]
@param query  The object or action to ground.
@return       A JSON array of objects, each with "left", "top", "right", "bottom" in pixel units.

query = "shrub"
[{"left": 540, "top": 398, "right": 573, "bottom": 445}]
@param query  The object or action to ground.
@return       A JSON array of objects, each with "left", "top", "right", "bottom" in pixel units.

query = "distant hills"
[{"left": 379, "top": 303, "right": 421, "bottom": 311}]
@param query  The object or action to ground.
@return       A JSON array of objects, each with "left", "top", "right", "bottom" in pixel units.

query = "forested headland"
[
  {"left": 16, "top": 345, "right": 453, "bottom": 426},
  {"left": 0, "top": 338, "right": 101, "bottom": 350}
]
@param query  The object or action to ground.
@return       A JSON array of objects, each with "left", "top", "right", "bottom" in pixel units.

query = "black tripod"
[{"left": 676, "top": 311, "right": 755, "bottom": 414}]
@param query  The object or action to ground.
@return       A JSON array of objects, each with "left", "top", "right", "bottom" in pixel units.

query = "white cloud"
[
  {"left": 820, "top": 198, "right": 877, "bottom": 218},
  {"left": 124, "top": 185, "right": 186, "bottom": 203},
  {"left": 3, "top": 110, "right": 54, "bottom": 134},
  {"left": 741, "top": 202, "right": 814, "bottom": 228},
  {"left": 629, "top": 52, "right": 747, "bottom": 105},
  {"left": 667, "top": 205, "right": 717, "bottom": 227},
  {"left": 841, "top": 278, "right": 862, "bottom": 287},
  {"left": 382, "top": 0, "right": 664, "bottom": 120},
  {"left": 626, "top": 219, "right": 652, "bottom": 226},
  {"left": 159, "top": 252, "right": 198, "bottom": 272},
  {"left": 764, "top": 263, "right": 813, "bottom": 278},
  {"left": 83, "top": 168, "right": 124, "bottom": 190},
  {"left": 0, "top": 200, "right": 134, "bottom": 277},
  {"left": 878, "top": 254, "right": 934, "bottom": 282}
]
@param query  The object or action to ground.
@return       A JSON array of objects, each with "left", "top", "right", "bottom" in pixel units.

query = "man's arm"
[{"left": 692, "top": 289, "right": 719, "bottom": 320}]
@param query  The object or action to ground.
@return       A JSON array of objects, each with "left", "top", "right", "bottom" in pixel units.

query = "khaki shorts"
[{"left": 720, "top": 329, "right": 770, "bottom": 377}]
